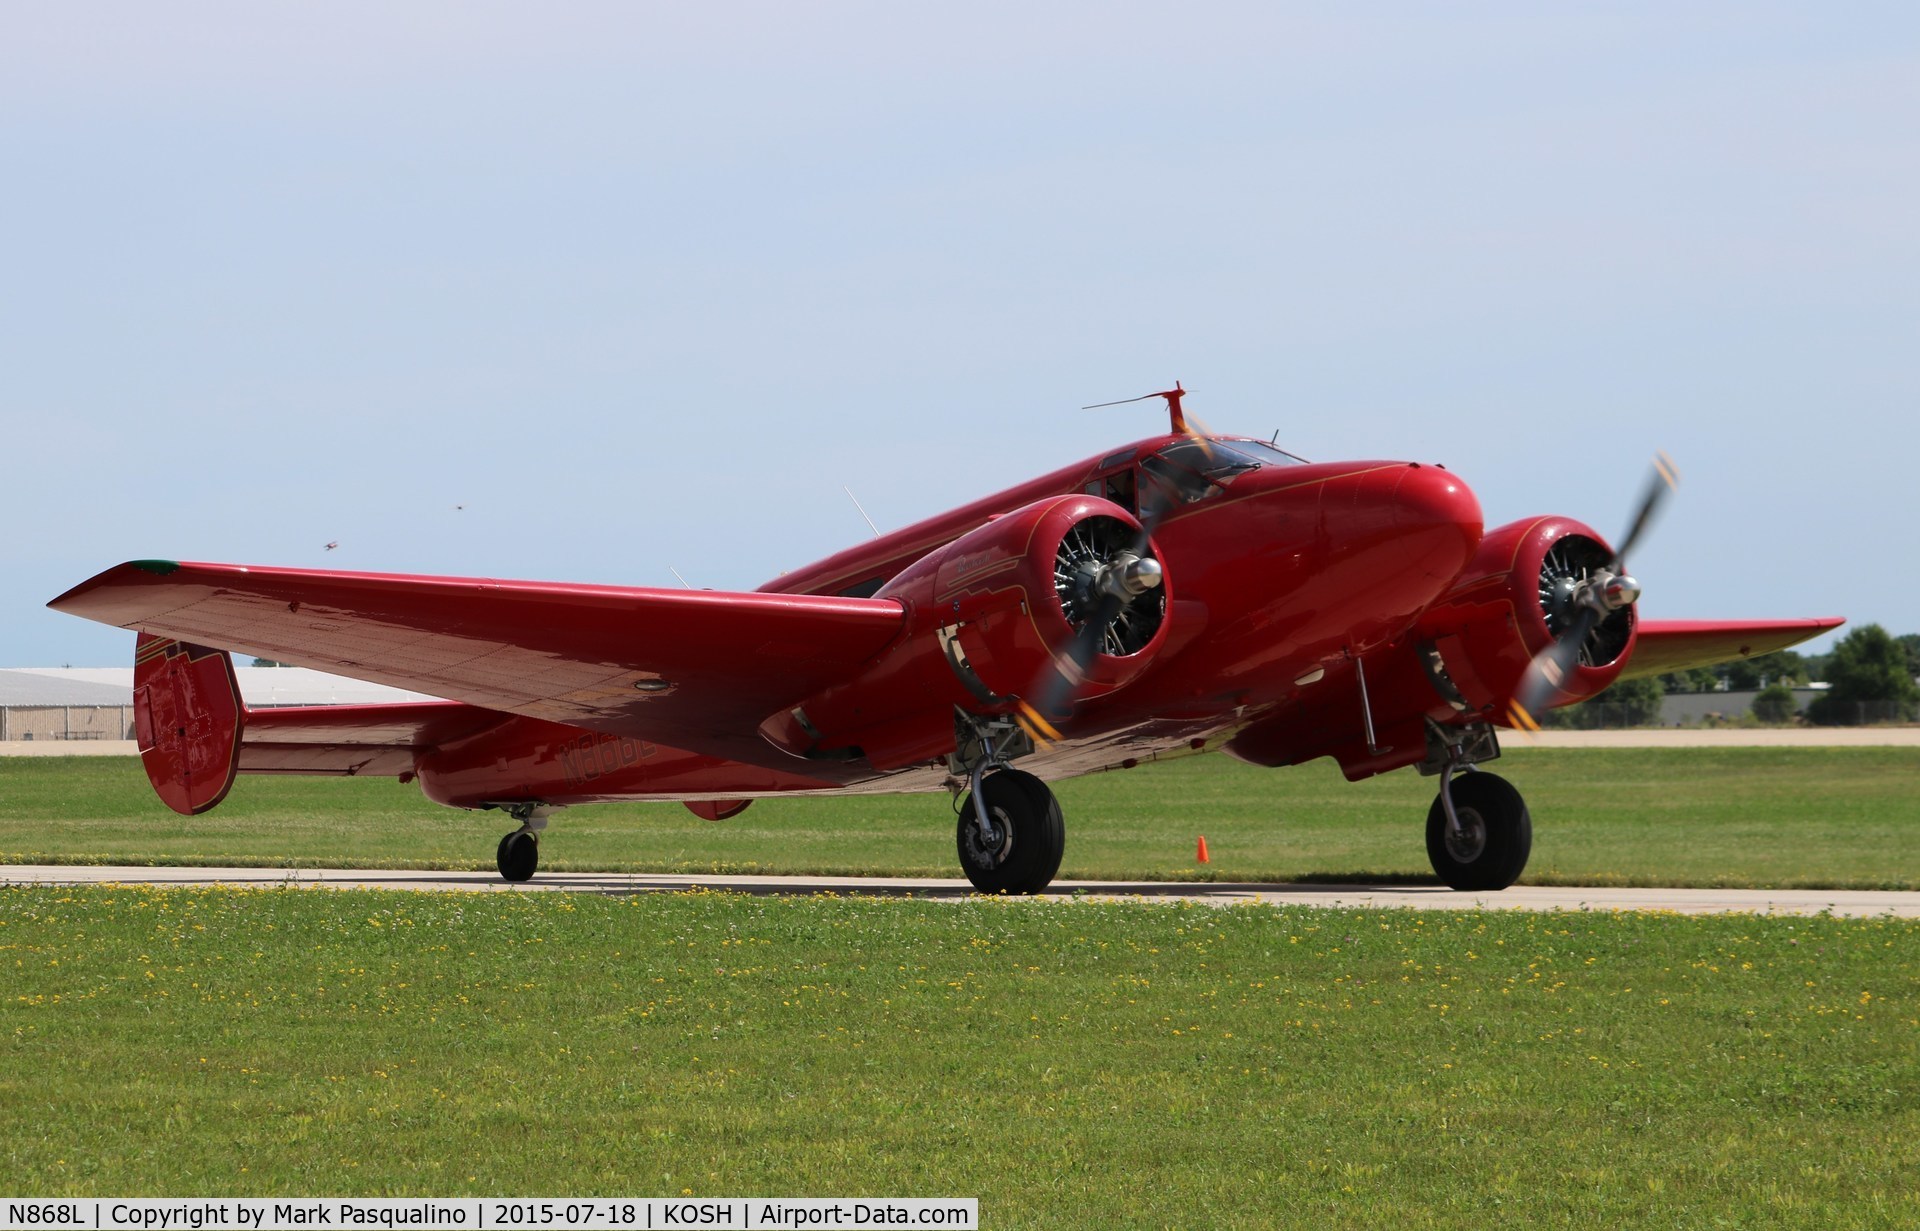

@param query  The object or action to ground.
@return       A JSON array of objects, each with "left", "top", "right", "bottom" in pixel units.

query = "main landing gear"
[
  {"left": 957, "top": 768, "right": 1066, "bottom": 894},
  {"left": 1426, "top": 769, "right": 1531, "bottom": 891},
  {"left": 1419, "top": 721, "right": 1530, "bottom": 891},
  {"left": 494, "top": 803, "right": 552, "bottom": 883},
  {"left": 951, "top": 711, "right": 1065, "bottom": 894}
]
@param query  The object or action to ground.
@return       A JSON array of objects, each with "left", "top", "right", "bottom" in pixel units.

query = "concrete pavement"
[{"left": 4, "top": 864, "right": 1915, "bottom": 917}]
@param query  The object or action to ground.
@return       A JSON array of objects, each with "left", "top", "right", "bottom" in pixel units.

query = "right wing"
[
  {"left": 53, "top": 560, "right": 907, "bottom": 768},
  {"left": 1616, "top": 617, "right": 1844, "bottom": 681}
]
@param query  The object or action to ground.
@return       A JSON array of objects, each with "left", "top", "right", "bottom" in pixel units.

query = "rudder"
[{"left": 132, "top": 632, "right": 244, "bottom": 815}]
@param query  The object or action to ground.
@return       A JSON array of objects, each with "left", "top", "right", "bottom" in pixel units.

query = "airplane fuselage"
[{"left": 412, "top": 436, "right": 1486, "bottom": 809}]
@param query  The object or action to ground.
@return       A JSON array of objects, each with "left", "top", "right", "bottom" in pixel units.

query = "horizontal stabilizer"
[{"left": 240, "top": 702, "right": 507, "bottom": 777}]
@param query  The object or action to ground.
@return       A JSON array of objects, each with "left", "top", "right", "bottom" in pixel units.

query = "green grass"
[
  {"left": 2, "top": 749, "right": 1916, "bottom": 889},
  {"left": 2, "top": 886, "right": 1914, "bottom": 1227}
]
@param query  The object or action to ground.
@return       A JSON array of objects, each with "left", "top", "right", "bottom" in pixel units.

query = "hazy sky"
[{"left": 5, "top": 3, "right": 1915, "bottom": 666}]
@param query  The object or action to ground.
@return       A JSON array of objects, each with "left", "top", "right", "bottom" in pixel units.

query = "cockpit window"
[
  {"left": 1141, "top": 438, "right": 1291, "bottom": 504},
  {"left": 1230, "top": 438, "right": 1310, "bottom": 466}
]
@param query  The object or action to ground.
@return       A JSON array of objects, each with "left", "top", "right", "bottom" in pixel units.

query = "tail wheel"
[
  {"left": 1425, "top": 771, "right": 1531, "bottom": 890},
  {"left": 956, "top": 769, "right": 1065, "bottom": 895}
]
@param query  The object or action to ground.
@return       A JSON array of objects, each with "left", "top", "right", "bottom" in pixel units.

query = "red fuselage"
[{"left": 413, "top": 437, "right": 1489, "bottom": 808}]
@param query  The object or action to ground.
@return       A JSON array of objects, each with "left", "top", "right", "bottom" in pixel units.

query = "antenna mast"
[{"left": 844, "top": 486, "right": 881, "bottom": 539}]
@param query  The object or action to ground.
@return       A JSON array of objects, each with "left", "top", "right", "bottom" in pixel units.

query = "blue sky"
[{"left": 5, "top": 3, "right": 1914, "bottom": 666}]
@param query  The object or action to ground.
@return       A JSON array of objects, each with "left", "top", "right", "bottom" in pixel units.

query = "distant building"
[
  {"left": 1658, "top": 686, "right": 1827, "bottom": 726},
  {"left": 0, "top": 667, "right": 432, "bottom": 742}
]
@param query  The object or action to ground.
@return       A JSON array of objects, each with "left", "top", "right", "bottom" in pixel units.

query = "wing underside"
[
  {"left": 1617, "top": 617, "right": 1844, "bottom": 681},
  {"left": 52, "top": 560, "right": 907, "bottom": 768}
]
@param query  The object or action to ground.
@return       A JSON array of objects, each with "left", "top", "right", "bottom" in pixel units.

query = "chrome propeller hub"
[{"left": 1097, "top": 552, "right": 1163, "bottom": 601}]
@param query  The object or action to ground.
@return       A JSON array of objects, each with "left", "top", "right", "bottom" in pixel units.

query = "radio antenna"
[{"left": 844, "top": 486, "right": 881, "bottom": 539}]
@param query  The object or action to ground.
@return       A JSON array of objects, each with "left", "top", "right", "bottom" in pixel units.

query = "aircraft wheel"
[
  {"left": 1426, "top": 771, "right": 1531, "bottom": 891},
  {"left": 956, "top": 769, "right": 1065, "bottom": 895},
  {"left": 496, "top": 830, "right": 539, "bottom": 883}
]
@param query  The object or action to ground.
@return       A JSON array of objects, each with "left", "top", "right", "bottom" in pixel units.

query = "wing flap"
[
  {"left": 52, "top": 561, "right": 906, "bottom": 765},
  {"left": 1618, "top": 617, "right": 1844, "bottom": 681}
]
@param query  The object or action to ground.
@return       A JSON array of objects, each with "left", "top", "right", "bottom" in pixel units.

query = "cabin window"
[
  {"left": 838, "top": 576, "right": 886, "bottom": 598},
  {"left": 1085, "top": 468, "right": 1138, "bottom": 514}
]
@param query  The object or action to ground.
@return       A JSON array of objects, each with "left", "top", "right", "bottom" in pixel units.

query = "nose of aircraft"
[{"left": 1393, "top": 463, "right": 1482, "bottom": 580}]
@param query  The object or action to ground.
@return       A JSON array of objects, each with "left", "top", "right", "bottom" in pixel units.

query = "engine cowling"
[
  {"left": 1415, "top": 515, "right": 1638, "bottom": 716},
  {"left": 759, "top": 494, "right": 1171, "bottom": 769}
]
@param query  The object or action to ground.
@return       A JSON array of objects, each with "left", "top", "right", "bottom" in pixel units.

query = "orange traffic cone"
[{"left": 1196, "top": 835, "right": 1210, "bottom": 864}]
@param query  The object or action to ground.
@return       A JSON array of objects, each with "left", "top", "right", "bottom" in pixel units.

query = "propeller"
[
  {"left": 1508, "top": 452, "right": 1678, "bottom": 730},
  {"left": 1012, "top": 385, "right": 1207, "bottom": 744},
  {"left": 1016, "top": 491, "right": 1169, "bottom": 743},
  {"left": 1083, "top": 380, "right": 1215, "bottom": 448}
]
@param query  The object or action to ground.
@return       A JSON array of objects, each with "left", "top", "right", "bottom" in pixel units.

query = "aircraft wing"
[
  {"left": 50, "top": 560, "right": 906, "bottom": 766},
  {"left": 1615, "top": 617, "right": 1844, "bottom": 681}
]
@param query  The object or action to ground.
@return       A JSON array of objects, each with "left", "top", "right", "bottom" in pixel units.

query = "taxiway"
[{"left": 3, "top": 864, "right": 1915, "bottom": 917}]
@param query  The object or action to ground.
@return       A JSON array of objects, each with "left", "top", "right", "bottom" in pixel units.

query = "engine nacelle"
[
  {"left": 1415, "top": 515, "right": 1638, "bottom": 716},
  {"left": 759, "top": 494, "right": 1171, "bottom": 769}
]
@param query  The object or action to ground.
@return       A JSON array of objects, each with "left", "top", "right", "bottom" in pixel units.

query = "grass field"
[
  {"left": 2, "top": 748, "right": 1916, "bottom": 889},
  {"left": 2, "top": 886, "right": 1914, "bottom": 1227}
]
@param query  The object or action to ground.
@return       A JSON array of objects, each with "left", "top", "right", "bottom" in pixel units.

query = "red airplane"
[{"left": 49, "top": 389, "right": 1840, "bottom": 893}]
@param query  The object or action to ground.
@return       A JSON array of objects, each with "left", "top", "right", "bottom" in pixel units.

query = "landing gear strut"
[
  {"left": 494, "top": 803, "right": 552, "bottom": 883},
  {"left": 949, "top": 710, "right": 1064, "bottom": 894}
]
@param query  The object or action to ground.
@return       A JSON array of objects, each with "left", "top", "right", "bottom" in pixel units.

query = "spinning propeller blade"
[
  {"left": 1083, "top": 381, "right": 1211, "bottom": 443},
  {"left": 1610, "top": 450, "right": 1678, "bottom": 571}
]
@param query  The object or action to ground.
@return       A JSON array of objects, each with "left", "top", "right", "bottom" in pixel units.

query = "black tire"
[
  {"left": 497, "top": 830, "right": 538, "bottom": 883},
  {"left": 956, "top": 768, "right": 1065, "bottom": 894},
  {"left": 1425, "top": 771, "right": 1531, "bottom": 891}
]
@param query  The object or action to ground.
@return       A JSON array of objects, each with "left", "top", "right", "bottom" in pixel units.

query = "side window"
[
  {"left": 837, "top": 576, "right": 885, "bottom": 598},
  {"left": 1086, "top": 469, "right": 1138, "bottom": 514}
]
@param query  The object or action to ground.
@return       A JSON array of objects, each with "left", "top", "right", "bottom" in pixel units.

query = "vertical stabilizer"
[{"left": 132, "top": 632, "right": 245, "bottom": 815}]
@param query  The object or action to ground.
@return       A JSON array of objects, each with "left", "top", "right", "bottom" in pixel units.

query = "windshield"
[
  {"left": 1140, "top": 437, "right": 1303, "bottom": 504},
  {"left": 1229, "top": 438, "right": 1309, "bottom": 466}
]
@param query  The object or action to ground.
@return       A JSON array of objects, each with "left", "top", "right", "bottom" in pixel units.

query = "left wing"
[
  {"left": 52, "top": 560, "right": 907, "bottom": 768},
  {"left": 1615, "top": 617, "right": 1844, "bottom": 681}
]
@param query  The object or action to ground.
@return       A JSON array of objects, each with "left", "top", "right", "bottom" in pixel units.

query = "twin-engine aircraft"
[{"left": 50, "top": 390, "right": 1839, "bottom": 893}]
